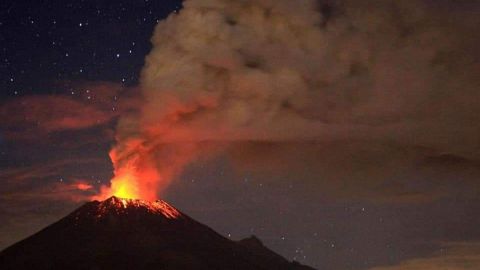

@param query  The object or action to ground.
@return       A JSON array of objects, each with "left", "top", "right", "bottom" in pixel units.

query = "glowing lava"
[
  {"left": 109, "top": 168, "right": 140, "bottom": 199},
  {"left": 93, "top": 146, "right": 161, "bottom": 201},
  {"left": 95, "top": 196, "right": 181, "bottom": 219},
  {"left": 93, "top": 164, "right": 141, "bottom": 200}
]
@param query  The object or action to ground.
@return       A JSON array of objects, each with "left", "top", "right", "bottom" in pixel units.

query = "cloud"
[
  {"left": 99, "top": 0, "right": 480, "bottom": 201},
  {"left": 369, "top": 242, "right": 480, "bottom": 270},
  {"left": 0, "top": 81, "right": 138, "bottom": 141},
  {"left": 0, "top": 158, "right": 103, "bottom": 197},
  {"left": 2, "top": 95, "right": 110, "bottom": 134},
  {"left": 1, "top": 180, "right": 96, "bottom": 203},
  {"left": 227, "top": 141, "right": 480, "bottom": 203},
  {"left": 136, "top": 0, "right": 479, "bottom": 149}
]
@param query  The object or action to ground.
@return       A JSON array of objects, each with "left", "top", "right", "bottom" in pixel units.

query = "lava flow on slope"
[{"left": 94, "top": 196, "right": 181, "bottom": 219}]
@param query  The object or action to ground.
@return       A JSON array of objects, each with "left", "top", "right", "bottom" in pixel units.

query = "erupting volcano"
[
  {"left": 0, "top": 196, "right": 315, "bottom": 270},
  {"left": 93, "top": 147, "right": 165, "bottom": 201}
]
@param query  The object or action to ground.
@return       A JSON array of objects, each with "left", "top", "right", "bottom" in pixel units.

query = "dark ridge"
[
  {"left": 239, "top": 235, "right": 264, "bottom": 248},
  {"left": 0, "top": 197, "right": 316, "bottom": 270}
]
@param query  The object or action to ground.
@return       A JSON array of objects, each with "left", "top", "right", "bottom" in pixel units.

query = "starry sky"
[{"left": 1, "top": 1, "right": 480, "bottom": 269}]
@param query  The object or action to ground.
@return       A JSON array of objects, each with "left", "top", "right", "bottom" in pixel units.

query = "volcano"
[{"left": 0, "top": 196, "right": 315, "bottom": 270}]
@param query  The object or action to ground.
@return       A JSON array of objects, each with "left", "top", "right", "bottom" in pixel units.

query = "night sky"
[{"left": 1, "top": 1, "right": 480, "bottom": 269}]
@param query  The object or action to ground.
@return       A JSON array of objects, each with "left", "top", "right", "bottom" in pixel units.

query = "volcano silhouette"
[{"left": 0, "top": 196, "right": 315, "bottom": 270}]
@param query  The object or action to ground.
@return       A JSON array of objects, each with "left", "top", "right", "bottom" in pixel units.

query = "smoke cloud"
[
  {"left": 369, "top": 242, "right": 480, "bottom": 270},
  {"left": 101, "top": 0, "right": 480, "bottom": 200}
]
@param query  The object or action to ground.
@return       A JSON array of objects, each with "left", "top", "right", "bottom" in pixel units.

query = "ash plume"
[{"left": 100, "top": 0, "right": 480, "bottom": 200}]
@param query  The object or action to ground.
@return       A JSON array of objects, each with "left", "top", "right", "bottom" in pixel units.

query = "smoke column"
[{"left": 97, "top": 0, "right": 480, "bottom": 200}]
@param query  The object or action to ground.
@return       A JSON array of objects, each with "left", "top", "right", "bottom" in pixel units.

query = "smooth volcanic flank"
[{"left": 0, "top": 196, "right": 315, "bottom": 270}]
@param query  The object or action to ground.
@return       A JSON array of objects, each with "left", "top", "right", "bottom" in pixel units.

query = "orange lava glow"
[
  {"left": 94, "top": 196, "right": 182, "bottom": 219},
  {"left": 92, "top": 145, "right": 161, "bottom": 201},
  {"left": 92, "top": 131, "right": 200, "bottom": 201},
  {"left": 75, "top": 182, "right": 94, "bottom": 191},
  {"left": 94, "top": 165, "right": 160, "bottom": 201},
  {"left": 109, "top": 169, "right": 140, "bottom": 199}
]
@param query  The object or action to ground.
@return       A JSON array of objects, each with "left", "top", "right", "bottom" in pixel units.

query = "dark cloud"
[
  {"left": 226, "top": 141, "right": 480, "bottom": 203},
  {"left": 0, "top": 81, "right": 138, "bottom": 142},
  {"left": 0, "top": 158, "right": 104, "bottom": 198},
  {"left": 97, "top": 0, "right": 480, "bottom": 203},
  {"left": 369, "top": 242, "right": 480, "bottom": 270}
]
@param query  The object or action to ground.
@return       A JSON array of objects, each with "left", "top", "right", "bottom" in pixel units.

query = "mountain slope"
[{"left": 0, "top": 196, "right": 315, "bottom": 270}]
